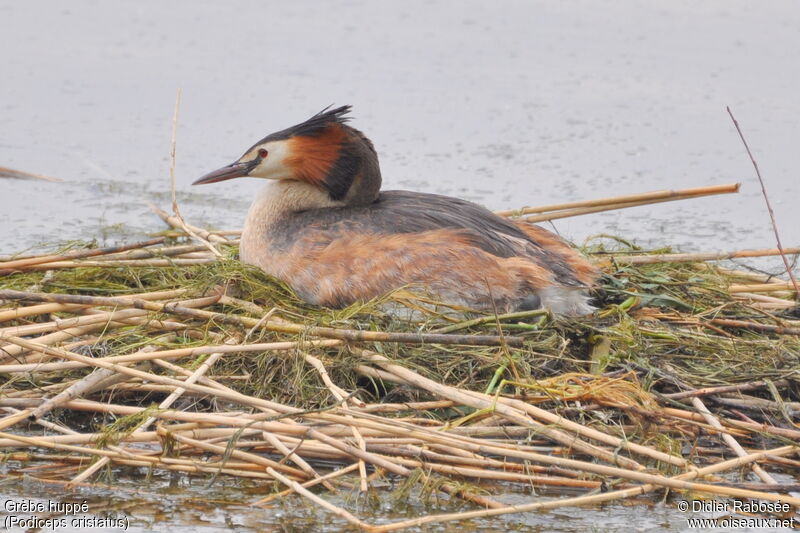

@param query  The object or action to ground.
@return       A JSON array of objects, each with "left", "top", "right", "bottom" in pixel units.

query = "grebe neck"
[
  {"left": 245, "top": 179, "right": 346, "bottom": 230},
  {"left": 240, "top": 180, "right": 345, "bottom": 263}
]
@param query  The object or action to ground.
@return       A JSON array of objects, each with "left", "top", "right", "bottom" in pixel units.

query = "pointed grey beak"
[{"left": 192, "top": 159, "right": 259, "bottom": 185}]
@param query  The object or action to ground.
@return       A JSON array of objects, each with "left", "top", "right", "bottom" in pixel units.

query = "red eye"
[{"left": 258, "top": 148, "right": 268, "bottom": 158}]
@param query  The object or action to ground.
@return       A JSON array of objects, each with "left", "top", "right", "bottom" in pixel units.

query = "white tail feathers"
[{"left": 535, "top": 286, "right": 595, "bottom": 316}]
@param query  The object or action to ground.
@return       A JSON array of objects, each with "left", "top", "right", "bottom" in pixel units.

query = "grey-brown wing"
[{"left": 273, "top": 190, "right": 582, "bottom": 285}]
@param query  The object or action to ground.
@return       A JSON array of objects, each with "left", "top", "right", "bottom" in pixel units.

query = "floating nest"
[{"left": 0, "top": 222, "right": 798, "bottom": 531}]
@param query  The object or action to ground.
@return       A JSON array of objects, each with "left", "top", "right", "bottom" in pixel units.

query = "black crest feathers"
[{"left": 250, "top": 105, "right": 352, "bottom": 149}]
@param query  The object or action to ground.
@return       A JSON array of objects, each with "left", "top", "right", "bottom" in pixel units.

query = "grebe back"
[{"left": 193, "top": 106, "right": 598, "bottom": 315}]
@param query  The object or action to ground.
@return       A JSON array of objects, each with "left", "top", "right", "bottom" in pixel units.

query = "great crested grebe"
[{"left": 193, "top": 106, "right": 598, "bottom": 315}]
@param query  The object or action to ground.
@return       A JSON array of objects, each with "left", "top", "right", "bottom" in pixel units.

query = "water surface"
[{"left": 1, "top": 1, "right": 798, "bottom": 270}]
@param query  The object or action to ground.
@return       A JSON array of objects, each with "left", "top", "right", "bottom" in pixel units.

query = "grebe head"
[{"left": 193, "top": 105, "right": 382, "bottom": 206}]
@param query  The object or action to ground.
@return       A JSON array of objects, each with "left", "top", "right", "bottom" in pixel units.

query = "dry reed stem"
[
  {"left": 237, "top": 420, "right": 510, "bottom": 507},
  {"left": 664, "top": 379, "right": 789, "bottom": 400},
  {"left": 268, "top": 433, "right": 338, "bottom": 491},
  {"left": 1, "top": 407, "right": 79, "bottom": 437},
  {"left": 29, "top": 366, "right": 130, "bottom": 421},
  {"left": 0, "top": 302, "right": 89, "bottom": 323},
  {"left": 150, "top": 204, "right": 229, "bottom": 245},
  {"left": 0, "top": 398, "right": 297, "bottom": 432},
  {"left": 264, "top": 321, "right": 524, "bottom": 347},
  {"left": 734, "top": 293, "right": 796, "bottom": 309},
  {"left": 0, "top": 410, "right": 37, "bottom": 431},
  {"left": 495, "top": 184, "right": 739, "bottom": 217},
  {"left": 0, "top": 429, "right": 146, "bottom": 447},
  {"left": 0, "top": 339, "right": 343, "bottom": 374},
  {"left": 522, "top": 196, "right": 727, "bottom": 222},
  {"left": 1, "top": 307, "right": 157, "bottom": 338},
  {"left": 406, "top": 443, "right": 574, "bottom": 476},
  {"left": 163, "top": 89, "right": 223, "bottom": 257},
  {"left": 0, "top": 320, "right": 126, "bottom": 361},
  {"left": 0, "top": 288, "right": 191, "bottom": 361},
  {"left": 10, "top": 258, "right": 217, "bottom": 270},
  {"left": 713, "top": 264, "right": 792, "bottom": 283},
  {"left": 304, "top": 353, "right": 365, "bottom": 407},
  {"left": 0, "top": 285, "right": 189, "bottom": 325},
  {"left": 691, "top": 397, "right": 778, "bottom": 485},
  {"left": 252, "top": 463, "right": 361, "bottom": 506},
  {"left": 355, "top": 364, "right": 413, "bottom": 385},
  {"left": 0, "top": 426, "right": 275, "bottom": 449},
  {"left": 354, "top": 400, "right": 456, "bottom": 413},
  {"left": 596, "top": 247, "right": 800, "bottom": 266},
  {"left": 107, "top": 381, "right": 239, "bottom": 395},
  {"left": 662, "top": 408, "right": 800, "bottom": 440},
  {"left": 88, "top": 243, "right": 213, "bottom": 261},
  {"left": 727, "top": 107, "right": 799, "bottom": 298},
  {"left": 1, "top": 286, "right": 186, "bottom": 319},
  {"left": 166, "top": 430, "right": 308, "bottom": 478},
  {"left": 729, "top": 282, "right": 800, "bottom": 293},
  {"left": 0, "top": 430, "right": 162, "bottom": 463},
  {"left": 82, "top": 312, "right": 190, "bottom": 334},
  {"left": 218, "top": 294, "right": 269, "bottom": 315},
  {"left": 432, "top": 309, "right": 548, "bottom": 333},
  {"left": 117, "top": 459, "right": 290, "bottom": 480},
  {"left": 376, "top": 367, "right": 636, "bottom": 467},
  {"left": 304, "top": 352, "right": 369, "bottom": 490},
  {"left": 708, "top": 318, "right": 800, "bottom": 336},
  {"left": 0, "top": 238, "right": 166, "bottom": 272},
  {"left": 0, "top": 165, "right": 62, "bottom": 182},
  {"left": 0, "top": 295, "right": 217, "bottom": 360},
  {"left": 711, "top": 395, "right": 800, "bottom": 414}
]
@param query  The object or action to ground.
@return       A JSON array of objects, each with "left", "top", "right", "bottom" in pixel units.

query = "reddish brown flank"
[
  {"left": 513, "top": 222, "right": 600, "bottom": 286},
  {"left": 277, "top": 228, "right": 558, "bottom": 311}
]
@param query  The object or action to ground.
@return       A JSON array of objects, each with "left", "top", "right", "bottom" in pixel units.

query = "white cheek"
[{"left": 253, "top": 142, "right": 291, "bottom": 180}]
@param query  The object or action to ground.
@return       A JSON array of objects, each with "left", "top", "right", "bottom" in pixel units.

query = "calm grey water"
[
  {"left": 2, "top": 1, "right": 799, "bottom": 268},
  {"left": 1, "top": 1, "right": 799, "bottom": 531}
]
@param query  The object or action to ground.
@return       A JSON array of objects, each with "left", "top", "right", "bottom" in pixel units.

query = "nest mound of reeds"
[{"left": 1, "top": 197, "right": 799, "bottom": 531}]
